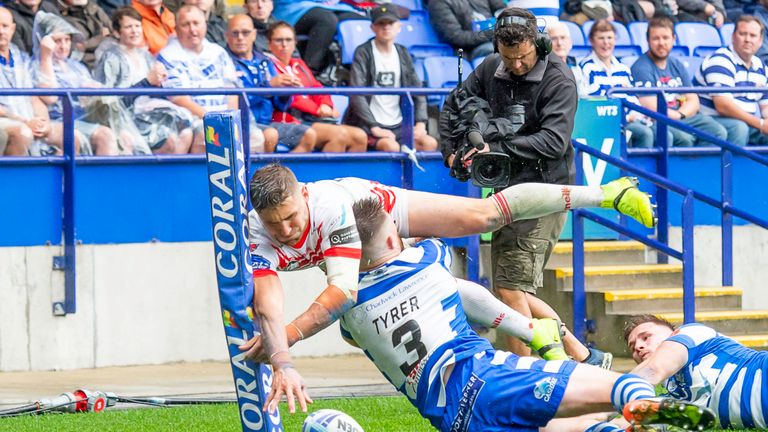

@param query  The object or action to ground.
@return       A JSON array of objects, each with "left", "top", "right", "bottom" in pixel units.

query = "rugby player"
[{"left": 243, "top": 163, "right": 657, "bottom": 413}]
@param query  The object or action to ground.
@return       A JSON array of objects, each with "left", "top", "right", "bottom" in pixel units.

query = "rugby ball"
[{"left": 302, "top": 409, "right": 365, "bottom": 432}]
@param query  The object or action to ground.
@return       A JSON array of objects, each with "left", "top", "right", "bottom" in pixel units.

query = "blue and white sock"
[
  {"left": 611, "top": 373, "right": 656, "bottom": 412},
  {"left": 584, "top": 422, "right": 623, "bottom": 432}
]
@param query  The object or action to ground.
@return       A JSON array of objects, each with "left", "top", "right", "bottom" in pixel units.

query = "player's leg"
[{"left": 405, "top": 177, "right": 656, "bottom": 238}]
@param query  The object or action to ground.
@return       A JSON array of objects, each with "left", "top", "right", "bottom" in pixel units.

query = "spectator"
[
  {"left": 632, "top": 16, "right": 727, "bottom": 146},
  {"left": 266, "top": 21, "right": 367, "bottom": 152},
  {"left": 578, "top": 19, "right": 654, "bottom": 148},
  {"left": 163, "top": 0, "right": 225, "bottom": 16},
  {"left": 694, "top": 15, "right": 768, "bottom": 145},
  {"left": 132, "top": 0, "right": 175, "bottom": 55},
  {"left": 158, "top": 5, "right": 239, "bottom": 153},
  {"left": 547, "top": 21, "right": 577, "bottom": 67},
  {"left": 94, "top": 6, "right": 196, "bottom": 154},
  {"left": 428, "top": 0, "right": 506, "bottom": 60},
  {"left": 183, "top": 0, "right": 226, "bottom": 47},
  {"left": 32, "top": 11, "right": 121, "bottom": 155},
  {"left": 97, "top": 0, "right": 130, "bottom": 15},
  {"left": 6, "top": 0, "right": 60, "bottom": 54},
  {"left": 225, "top": 14, "right": 313, "bottom": 153},
  {"left": 273, "top": 0, "right": 365, "bottom": 80},
  {"left": 506, "top": 0, "right": 560, "bottom": 28},
  {"left": 753, "top": 0, "right": 768, "bottom": 63},
  {"left": 55, "top": 0, "right": 112, "bottom": 69},
  {"left": 345, "top": 4, "right": 437, "bottom": 152},
  {"left": 677, "top": 0, "right": 726, "bottom": 27},
  {"left": 244, "top": 0, "right": 274, "bottom": 53}
]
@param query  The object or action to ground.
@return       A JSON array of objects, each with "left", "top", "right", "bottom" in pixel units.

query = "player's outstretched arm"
[
  {"left": 630, "top": 341, "right": 689, "bottom": 385},
  {"left": 287, "top": 283, "right": 358, "bottom": 343}
]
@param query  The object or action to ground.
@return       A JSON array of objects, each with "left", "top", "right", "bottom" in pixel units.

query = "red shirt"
[{"left": 267, "top": 55, "right": 334, "bottom": 123}]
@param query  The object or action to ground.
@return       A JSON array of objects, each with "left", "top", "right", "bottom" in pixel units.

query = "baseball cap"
[{"left": 371, "top": 3, "right": 400, "bottom": 24}]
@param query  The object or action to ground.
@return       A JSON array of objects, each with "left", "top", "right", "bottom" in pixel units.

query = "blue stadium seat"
[
  {"left": 330, "top": 95, "right": 349, "bottom": 124},
  {"left": 338, "top": 20, "right": 374, "bottom": 64},
  {"left": 628, "top": 22, "right": 649, "bottom": 53},
  {"left": 675, "top": 22, "right": 722, "bottom": 59},
  {"left": 720, "top": 23, "right": 735, "bottom": 44},
  {"left": 472, "top": 55, "right": 487, "bottom": 69},
  {"left": 413, "top": 57, "right": 426, "bottom": 84},
  {"left": 390, "top": 0, "right": 423, "bottom": 10},
  {"left": 583, "top": 20, "right": 632, "bottom": 45},
  {"left": 564, "top": 21, "right": 586, "bottom": 46},
  {"left": 423, "top": 56, "right": 473, "bottom": 106},
  {"left": 620, "top": 55, "right": 639, "bottom": 68},
  {"left": 397, "top": 11, "right": 454, "bottom": 59},
  {"left": 614, "top": 45, "right": 643, "bottom": 58},
  {"left": 671, "top": 46, "right": 689, "bottom": 57},
  {"left": 570, "top": 45, "right": 592, "bottom": 59},
  {"left": 693, "top": 46, "right": 719, "bottom": 57},
  {"left": 679, "top": 55, "right": 704, "bottom": 79}
]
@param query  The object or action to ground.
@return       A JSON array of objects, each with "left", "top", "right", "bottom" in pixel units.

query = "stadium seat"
[
  {"left": 338, "top": 20, "right": 374, "bottom": 64},
  {"left": 583, "top": 20, "right": 632, "bottom": 45},
  {"left": 397, "top": 11, "right": 454, "bottom": 59},
  {"left": 620, "top": 55, "right": 639, "bottom": 68},
  {"left": 675, "top": 22, "right": 722, "bottom": 59},
  {"left": 472, "top": 55, "right": 486, "bottom": 69},
  {"left": 413, "top": 57, "right": 426, "bottom": 84},
  {"left": 614, "top": 45, "right": 643, "bottom": 58},
  {"left": 693, "top": 46, "right": 719, "bottom": 57},
  {"left": 570, "top": 45, "right": 592, "bottom": 59},
  {"left": 628, "top": 22, "right": 649, "bottom": 53},
  {"left": 720, "top": 23, "right": 735, "bottom": 44},
  {"left": 423, "top": 56, "right": 473, "bottom": 107},
  {"left": 564, "top": 21, "right": 586, "bottom": 46},
  {"left": 330, "top": 95, "right": 349, "bottom": 124},
  {"left": 670, "top": 46, "right": 689, "bottom": 57},
  {"left": 679, "top": 55, "right": 704, "bottom": 79},
  {"left": 390, "top": 0, "right": 423, "bottom": 10}
]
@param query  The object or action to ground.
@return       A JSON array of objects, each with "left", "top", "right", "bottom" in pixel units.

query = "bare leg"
[
  {"left": 4, "top": 124, "right": 33, "bottom": 156},
  {"left": 311, "top": 122, "right": 346, "bottom": 152},
  {"left": 541, "top": 412, "right": 619, "bottom": 432},
  {"left": 555, "top": 364, "right": 621, "bottom": 417},
  {"left": 375, "top": 137, "right": 399, "bottom": 152},
  {"left": 90, "top": 126, "right": 119, "bottom": 156},
  {"left": 414, "top": 133, "right": 437, "bottom": 151},
  {"left": 190, "top": 129, "right": 206, "bottom": 154},
  {"left": 343, "top": 125, "right": 368, "bottom": 152},
  {"left": 263, "top": 127, "right": 278, "bottom": 153},
  {"left": 528, "top": 295, "right": 590, "bottom": 361},
  {"left": 290, "top": 128, "right": 316, "bottom": 153}
]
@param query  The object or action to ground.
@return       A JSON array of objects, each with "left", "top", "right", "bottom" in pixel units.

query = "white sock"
[
  {"left": 456, "top": 279, "right": 534, "bottom": 343},
  {"left": 490, "top": 183, "right": 604, "bottom": 226}
]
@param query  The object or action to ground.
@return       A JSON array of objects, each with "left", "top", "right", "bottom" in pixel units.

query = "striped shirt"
[
  {"left": 694, "top": 46, "right": 768, "bottom": 117},
  {"left": 577, "top": 51, "right": 635, "bottom": 98}
]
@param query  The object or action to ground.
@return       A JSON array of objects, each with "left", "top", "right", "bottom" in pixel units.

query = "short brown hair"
[
  {"left": 646, "top": 16, "right": 675, "bottom": 40},
  {"left": 266, "top": 20, "right": 294, "bottom": 41},
  {"left": 736, "top": 15, "right": 765, "bottom": 37},
  {"left": 351, "top": 198, "right": 388, "bottom": 248},
  {"left": 622, "top": 314, "right": 675, "bottom": 343},
  {"left": 249, "top": 163, "right": 299, "bottom": 211},
  {"left": 493, "top": 8, "right": 538, "bottom": 49},
  {"left": 112, "top": 6, "right": 142, "bottom": 33},
  {"left": 589, "top": 19, "right": 616, "bottom": 40}
]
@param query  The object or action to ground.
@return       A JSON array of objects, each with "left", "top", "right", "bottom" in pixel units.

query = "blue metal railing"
[
  {"left": 570, "top": 86, "right": 768, "bottom": 342},
  {"left": 0, "top": 87, "right": 451, "bottom": 315}
]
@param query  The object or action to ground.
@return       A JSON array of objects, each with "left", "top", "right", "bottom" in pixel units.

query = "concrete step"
[
  {"left": 547, "top": 241, "right": 647, "bottom": 268},
  {"left": 603, "top": 287, "right": 742, "bottom": 314},
  {"left": 732, "top": 334, "right": 768, "bottom": 350},
  {"left": 658, "top": 310, "right": 768, "bottom": 336},
  {"left": 545, "top": 264, "right": 683, "bottom": 291}
]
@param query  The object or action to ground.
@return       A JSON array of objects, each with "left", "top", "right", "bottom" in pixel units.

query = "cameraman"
[{"left": 439, "top": 8, "right": 612, "bottom": 368}]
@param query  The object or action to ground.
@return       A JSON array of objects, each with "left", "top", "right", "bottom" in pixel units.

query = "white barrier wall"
[{"left": 1, "top": 225, "right": 766, "bottom": 372}]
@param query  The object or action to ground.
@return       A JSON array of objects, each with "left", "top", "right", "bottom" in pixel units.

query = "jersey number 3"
[{"left": 392, "top": 319, "right": 428, "bottom": 375}]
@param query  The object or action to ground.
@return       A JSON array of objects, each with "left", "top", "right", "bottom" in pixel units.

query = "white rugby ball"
[{"left": 302, "top": 409, "right": 365, "bottom": 432}]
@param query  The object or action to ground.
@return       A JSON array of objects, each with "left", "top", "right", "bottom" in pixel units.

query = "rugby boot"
[
  {"left": 623, "top": 398, "right": 716, "bottom": 431},
  {"left": 584, "top": 347, "right": 613, "bottom": 370},
  {"left": 529, "top": 318, "right": 569, "bottom": 361},
  {"left": 600, "top": 177, "right": 658, "bottom": 228},
  {"left": 627, "top": 425, "right": 687, "bottom": 432}
]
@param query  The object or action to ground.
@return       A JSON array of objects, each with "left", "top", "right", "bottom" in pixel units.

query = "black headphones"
[{"left": 493, "top": 15, "right": 552, "bottom": 60}]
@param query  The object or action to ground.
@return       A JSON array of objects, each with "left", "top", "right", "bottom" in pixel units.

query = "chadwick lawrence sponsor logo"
[{"left": 561, "top": 186, "right": 571, "bottom": 210}]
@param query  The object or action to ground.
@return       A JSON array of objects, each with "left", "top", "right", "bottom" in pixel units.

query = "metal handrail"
[{"left": 0, "top": 86, "right": 450, "bottom": 315}]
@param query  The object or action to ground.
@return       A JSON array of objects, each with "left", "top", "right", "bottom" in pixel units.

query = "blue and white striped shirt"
[
  {"left": 577, "top": 51, "right": 635, "bottom": 98},
  {"left": 694, "top": 46, "right": 768, "bottom": 117}
]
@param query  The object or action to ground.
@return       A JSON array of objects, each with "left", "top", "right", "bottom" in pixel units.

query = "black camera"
[{"left": 469, "top": 151, "right": 511, "bottom": 188}]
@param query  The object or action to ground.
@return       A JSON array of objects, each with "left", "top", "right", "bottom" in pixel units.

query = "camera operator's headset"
[{"left": 493, "top": 14, "right": 552, "bottom": 60}]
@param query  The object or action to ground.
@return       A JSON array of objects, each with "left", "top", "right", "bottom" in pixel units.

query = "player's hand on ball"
[
  {"left": 238, "top": 335, "right": 268, "bottom": 362},
  {"left": 265, "top": 366, "right": 313, "bottom": 414}
]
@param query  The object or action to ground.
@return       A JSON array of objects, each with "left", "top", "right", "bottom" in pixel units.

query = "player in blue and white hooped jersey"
[
  {"left": 693, "top": 15, "right": 768, "bottom": 147},
  {"left": 338, "top": 198, "right": 713, "bottom": 432},
  {"left": 626, "top": 314, "right": 768, "bottom": 429}
]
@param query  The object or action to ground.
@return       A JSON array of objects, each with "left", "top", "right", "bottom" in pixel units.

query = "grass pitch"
[{"left": 0, "top": 396, "right": 753, "bottom": 431}]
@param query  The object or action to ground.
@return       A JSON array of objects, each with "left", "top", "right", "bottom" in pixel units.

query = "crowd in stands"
[{"left": 0, "top": 0, "right": 767, "bottom": 156}]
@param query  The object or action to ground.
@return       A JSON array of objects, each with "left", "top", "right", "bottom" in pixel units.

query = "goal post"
[{"left": 203, "top": 110, "right": 283, "bottom": 432}]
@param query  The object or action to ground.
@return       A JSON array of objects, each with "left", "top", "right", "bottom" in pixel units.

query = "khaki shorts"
[{"left": 491, "top": 211, "right": 567, "bottom": 294}]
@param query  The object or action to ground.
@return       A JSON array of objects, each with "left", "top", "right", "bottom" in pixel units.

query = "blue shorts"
[
  {"left": 438, "top": 350, "right": 577, "bottom": 432},
  {"left": 259, "top": 122, "right": 310, "bottom": 149}
]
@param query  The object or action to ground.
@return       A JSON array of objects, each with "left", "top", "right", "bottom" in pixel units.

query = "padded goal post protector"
[{"left": 204, "top": 110, "right": 283, "bottom": 432}]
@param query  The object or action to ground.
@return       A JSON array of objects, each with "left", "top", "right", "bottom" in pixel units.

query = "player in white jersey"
[
  {"left": 244, "top": 164, "right": 658, "bottom": 413},
  {"left": 326, "top": 198, "right": 713, "bottom": 432},
  {"left": 625, "top": 314, "right": 768, "bottom": 429}
]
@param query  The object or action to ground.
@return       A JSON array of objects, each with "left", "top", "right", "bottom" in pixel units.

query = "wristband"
[{"left": 679, "top": 111, "right": 686, "bottom": 120}]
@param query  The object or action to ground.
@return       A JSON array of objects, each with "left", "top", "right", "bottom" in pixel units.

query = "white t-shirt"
[{"left": 369, "top": 42, "right": 402, "bottom": 127}]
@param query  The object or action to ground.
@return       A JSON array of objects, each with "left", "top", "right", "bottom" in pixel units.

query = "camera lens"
[{"left": 477, "top": 160, "right": 500, "bottom": 180}]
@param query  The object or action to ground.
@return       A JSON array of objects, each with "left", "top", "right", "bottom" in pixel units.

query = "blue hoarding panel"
[{"left": 0, "top": 165, "right": 63, "bottom": 246}]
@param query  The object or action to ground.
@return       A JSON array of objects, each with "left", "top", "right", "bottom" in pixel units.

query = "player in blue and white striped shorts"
[
  {"left": 341, "top": 198, "right": 714, "bottom": 432},
  {"left": 693, "top": 15, "right": 768, "bottom": 146},
  {"left": 626, "top": 314, "right": 768, "bottom": 429}
]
